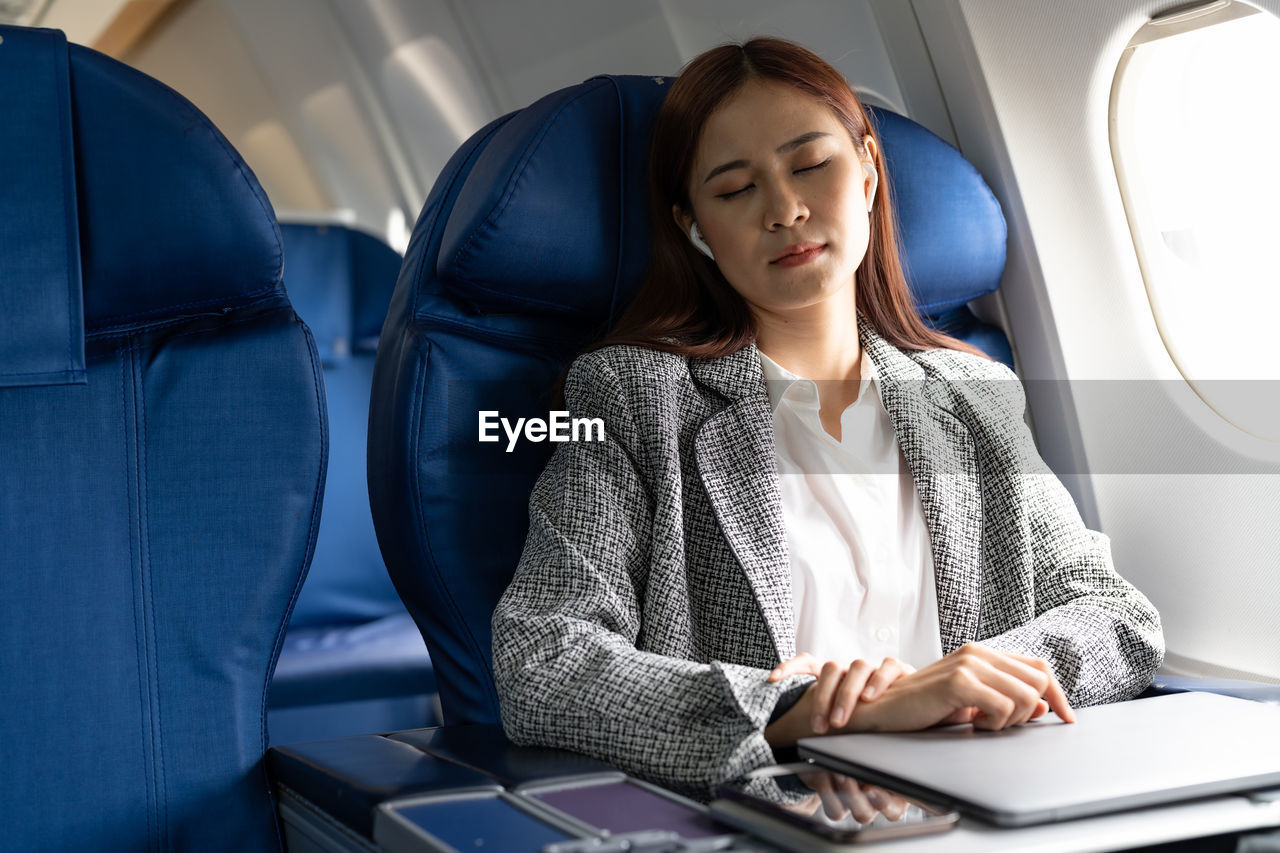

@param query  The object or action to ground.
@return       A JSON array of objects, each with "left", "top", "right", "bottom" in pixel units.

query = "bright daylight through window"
[{"left": 1111, "top": 0, "right": 1280, "bottom": 440}]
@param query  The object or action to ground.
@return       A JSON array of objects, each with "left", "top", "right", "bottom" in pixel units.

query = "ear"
[
  {"left": 862, "top": 135, "right": 879, "bottom": 166},
  {"left": 673, "top": 203, "right": 694, "bottom": 235},
  {"left": 861, "top": 135, "right": 881, "bottom": 211}
]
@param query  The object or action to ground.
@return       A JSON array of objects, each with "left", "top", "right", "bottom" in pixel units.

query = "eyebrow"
[{"left": 702, "top": 131, "right": 832, "bottom": 184}]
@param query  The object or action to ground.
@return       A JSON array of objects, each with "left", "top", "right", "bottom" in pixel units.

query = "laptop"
[{"left": 798, "top": 691, "right": 1280, "bottom": 826}]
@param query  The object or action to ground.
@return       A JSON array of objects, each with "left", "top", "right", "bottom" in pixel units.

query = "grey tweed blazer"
[{"left": 492, "top": 316, "right": 1164, "bottom": 795}]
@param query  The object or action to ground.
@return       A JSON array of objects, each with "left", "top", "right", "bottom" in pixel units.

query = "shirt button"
[{"left": 875, "top": 626, "right": 893, "bottom": 644}]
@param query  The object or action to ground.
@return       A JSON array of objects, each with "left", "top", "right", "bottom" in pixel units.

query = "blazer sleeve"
[
  {"left": 491, "top": 351, "right": 809, "bottom": 796},
  {"left": 972, "top": 362, "right": 1165, "bottom": 706}
]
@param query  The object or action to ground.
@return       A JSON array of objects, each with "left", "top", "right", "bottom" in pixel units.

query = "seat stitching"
[
  {"left": 136, "top": 342, "right": 169, "bottom": 848},
  {"left": 411, "top": 343, "right": 503, "bottom": 720},
  {"left": 123, "top": 346, "right": 156, "bottom": 851}
]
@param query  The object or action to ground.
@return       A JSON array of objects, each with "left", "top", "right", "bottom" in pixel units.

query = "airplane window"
[{"left": 1111, "top": 0, "right": 1280, "bottom": 441}]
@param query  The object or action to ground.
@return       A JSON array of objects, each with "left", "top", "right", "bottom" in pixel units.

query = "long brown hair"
[{"left": 591, "top": 36, "right": 986, "bottom": 361}]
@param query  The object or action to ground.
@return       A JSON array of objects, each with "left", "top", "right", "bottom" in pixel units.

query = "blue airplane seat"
[
  {"left": 0, "top": 26, "right": 324, "bottom": 850},
  {"left": 868, "top": 108, "right": 1012, "bottom": 367},
  {"left": 367, "top": 75, "right": 1012, "bottom": 727},
  {"left": 268, "top": 222, "right": 438, "bottom": 744}
]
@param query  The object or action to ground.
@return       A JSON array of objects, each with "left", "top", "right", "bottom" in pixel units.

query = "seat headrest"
[
  {"left": 1, "top": 26, "right": 84, "bottom": 387},
  {"left": 431, "top": 75, "right": 1004, "bottom": 324},
  {"left": 0, "top": 25, "right": 282, "bottom": 379},
  {"left": 437, "top": 74, "right": 673, "bottom": 323},
  {"left": 280, "top": 223, "right": 402, "bottom": 363},
  {"left": 870, "top": 109, "right": 1006, "bottom": 314}
]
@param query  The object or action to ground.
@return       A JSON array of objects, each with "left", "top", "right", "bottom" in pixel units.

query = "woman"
[{"left": 491, "top": 37, "right": 1163, "bottom": 796}]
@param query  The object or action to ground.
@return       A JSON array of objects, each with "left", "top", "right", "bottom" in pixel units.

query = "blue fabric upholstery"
[
  {"left": 368, "top": 75, "right": 1012, "bottom": 727},
  {"left": 0, "top": 28, "right": 84, "bottom": 387},
  {"left": 277, "top": 223, "right": 404, "bottom": 627},
  {"left": 0, "top": 26, "right": 323, "bottom": 851},
  {"left": 871, "top": 110, "right": 1007, "bottom": 319},
  {"left": 268, "top": 223, "right": 437, "bottom": 744}
]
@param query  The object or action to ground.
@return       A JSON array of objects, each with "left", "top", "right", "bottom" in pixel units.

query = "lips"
[{"left": 770, "top": 242, "right": 825, "bottom": 266}]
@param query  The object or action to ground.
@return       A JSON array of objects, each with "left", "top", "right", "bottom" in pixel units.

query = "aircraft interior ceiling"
[{"left": 19, "top": 0, "right": 1280, "bottom": 685}]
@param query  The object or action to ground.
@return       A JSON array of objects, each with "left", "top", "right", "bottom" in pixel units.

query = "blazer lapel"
[
  {"left": 861, "top": 319, "right": 983, "bottom": 653},
  {"left": 686, "top": 322, "right": 985, "bottom": 662},
  {"left": 689, "top": 349, "right": 795, "bottom": 662}
]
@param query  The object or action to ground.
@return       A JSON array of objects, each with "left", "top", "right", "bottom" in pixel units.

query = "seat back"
[
  {"left": 0, "top": 27, "right": 325, "bottom": 850},
  {"left": 368, "top": 75, "right": 1008, "bottom": 726},
  {"left": 279, "top": 222, "right": 403, "bottom": 628},
  {"left": 267, "top": 223, "right": 438, "bottom": 745}
]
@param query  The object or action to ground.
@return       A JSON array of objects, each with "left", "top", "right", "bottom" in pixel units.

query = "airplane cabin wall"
[{"left": 913, "top": 0, "right": 1280, "bottom": 683}]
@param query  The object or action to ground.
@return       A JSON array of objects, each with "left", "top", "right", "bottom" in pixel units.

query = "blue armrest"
[
  {"left": 267, "top": 735, "right": 495, "bottom": 837},
  {"left": 388, "top": 724, "right": 619, "bottom": 786},
  {"left": 1142, "top": 675, "right": 1280, "bottom": 705},
  {"left": 267, "top": 726, "right": 620, "bottom": 839}
]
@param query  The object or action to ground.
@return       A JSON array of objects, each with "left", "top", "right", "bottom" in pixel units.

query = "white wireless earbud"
[
  {"left": 862, "top": 161, "right": 878, "bottom": 213},
  {"left": 689, "top": 222, "right": 714, "bottom": 260}
]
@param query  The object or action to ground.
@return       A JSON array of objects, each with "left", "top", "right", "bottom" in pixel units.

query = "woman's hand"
[
  {"left": 769, "top": 652, "right": 914, "bottom": 733},
  {"left": 765, "top": 653, "right": 915, "bottom": 747},
  {"left": 846, "top": 644, "right": 1075, "bottom": 733}
]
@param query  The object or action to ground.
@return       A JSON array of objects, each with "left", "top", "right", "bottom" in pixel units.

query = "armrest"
[
  {"left": 267, "top": 735, "right": 496, "bottom": 837},
  {"left": 1141, "top": 675, "right": 1280, "bottom": 705},
  {"left": 388, "top": 724, "right": 619, "bottom": 786}
]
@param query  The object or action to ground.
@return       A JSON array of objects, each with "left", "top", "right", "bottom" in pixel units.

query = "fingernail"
[
  {"left": 812, "top": 714, "right": 825, "bottom": 733},
  {"left": 832, "top": 706, "right": 846, "bottom": 726},
  {"left": 862, "top": 686, "right": 876, "bottom": 700}
]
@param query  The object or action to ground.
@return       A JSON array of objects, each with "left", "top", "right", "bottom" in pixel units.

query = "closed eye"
[
  {"left": 797, "top": 157, "right": 832, "bottom": 174},
  {"left": 714, "top": 157, "right": 833, "bottom": 200},
  {"left": 715, "top": 184, "right": 753, "bottom": 200}
]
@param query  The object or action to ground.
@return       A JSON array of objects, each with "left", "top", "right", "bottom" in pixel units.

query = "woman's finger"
[
  {"left": 945, "top": 661, "right": 1038, "bottom": 729},
  {"left": 829, "top": 659, "right": 875, "bottom": 728},
  {"left": 971, "top": 647, "right": 1075, "bottom": 724},
  {"left": 810, "top": 661, "right": 847, "bottom": 734},
  {"left": 1005, "top": 653, "right": 1075, "bottom": 723},
  {"left": 938, "top": 706, "right": 979, "bottom": 726},
  {"left": 769, "top": 652, "right": 820, "bottom": 682},
  {"left": 860, "top": 657, "right": 914, "bottom": 702},
  {"left": 955, "top": 646, "right": 1073, "bottom": 726}
]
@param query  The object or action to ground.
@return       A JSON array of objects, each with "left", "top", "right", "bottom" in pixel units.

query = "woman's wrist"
[
  {"left": 765, "top": 688, "right": 813, "bottom": 748},
  {"left": 842, "top": 694, "right": 889, "bottom": 733}
]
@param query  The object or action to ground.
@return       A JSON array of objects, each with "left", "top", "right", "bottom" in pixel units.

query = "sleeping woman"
[{"left": 491, "top": 36, "right": 1163, "bottom": 796}]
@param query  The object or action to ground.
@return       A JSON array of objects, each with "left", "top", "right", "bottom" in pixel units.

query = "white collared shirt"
[{"left": 759, "top": 349, "right": 944, "bottom": 669}]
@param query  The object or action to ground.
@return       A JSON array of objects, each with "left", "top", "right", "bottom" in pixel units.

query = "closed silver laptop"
[{"left": 798, "top": 691, "right": 1280, "bottom": 826}]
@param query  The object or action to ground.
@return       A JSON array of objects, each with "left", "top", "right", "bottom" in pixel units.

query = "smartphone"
[{"left": 713, "top": 762, "right": 958, "bottom": 845}]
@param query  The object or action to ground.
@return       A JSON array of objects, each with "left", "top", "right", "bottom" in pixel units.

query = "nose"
[{"left": 765, "top": 180, "right": 807, "bottom": 231}]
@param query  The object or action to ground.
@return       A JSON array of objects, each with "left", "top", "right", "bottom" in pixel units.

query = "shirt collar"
[{"left": 757, "top": 348, "right": 879, "bottom": 414}]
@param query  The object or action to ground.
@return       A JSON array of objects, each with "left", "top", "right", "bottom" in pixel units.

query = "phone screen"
[{"left": 717, "top": 763, "right": 958, "bottom": 843}]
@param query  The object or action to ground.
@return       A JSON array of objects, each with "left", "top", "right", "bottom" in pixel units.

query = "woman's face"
[{"left": 677, "top": 79, "right": 876, "bottom": 320}]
